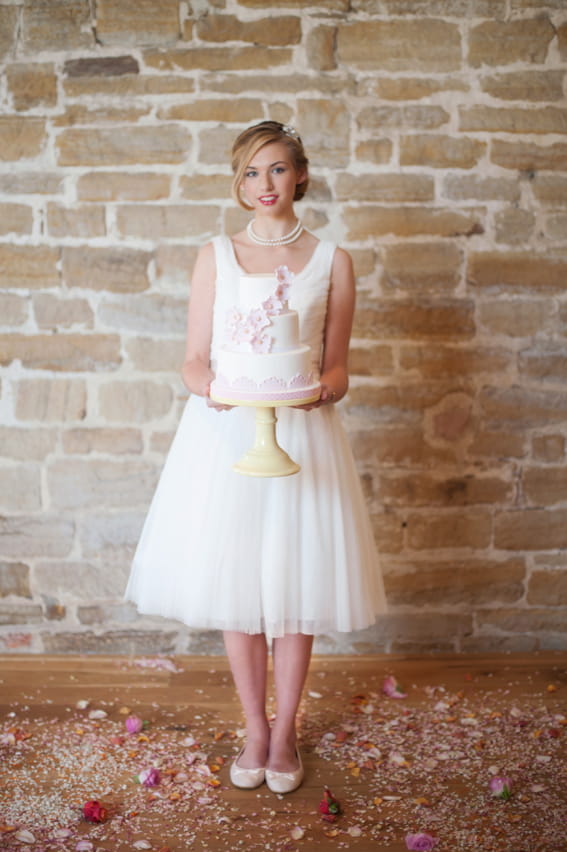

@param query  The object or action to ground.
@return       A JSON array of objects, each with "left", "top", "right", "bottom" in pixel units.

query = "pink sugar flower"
[
  {"left": 406, "top": 832, "right": 439, "bottom": 851},
  {"left": 125, "top": 715, "right": 144, "bottom": 734},
  {"left": 383, "top": 674, "right": 407, "bottom": 699},
  {"left": 137, "top": 767, "right": 161, "bottom": 787},
  {"left": 490, "top": 776, "right": 512, "bottom": 800}
]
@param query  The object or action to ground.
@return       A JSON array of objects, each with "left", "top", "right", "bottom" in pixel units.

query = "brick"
[
  {"left": 400, "top": 135, "right": 485, "bottom": 169},
  {"left": 154, "top": 244, "right": 199, "bottom": 290},
  {"left": 469, "top": 18, "right": 554, "bottom": 67},
  {"left": 351, "top": 426, "right": 454, "bottom": 467},
  {"left": 53, "top": 104, "right": 151, "bottom": 127},
  {"left": 348, "top": 344, "right": 394, "bottom": 377},
  {"left": 381, "top": 242, "right": 462, "bottom": 292},
  {"left": 95, "top": 0, "right": 179, "bottom": 45},
  {"left": 480, "top": 386, "right": 567, "bottom": 428},
  {"left": 523, "top": 467, "right": 567, "bottom": 507},
  {"left": 350, "top": 249, "right": 377, "bottom": 278},
  {"left": 41, "top": 629, "right": 178, "bottom": 654},
  {"left": 480, "top": 70, "right": 565, "bottom": 102},
  {"left": 6, "top": 63, "right": 57, "bottom": 110},
  {"left": 0, "top": 563, "right": 31, "bottom": 598},
  {"left": 0, "top": 294, "right": 28, "bottom": 327},
  {"left": 370, "top": 512, "right": 404, "bottom": 555},
  {"left": 345, "top": 206, "right": 484, "bottom": 240},
  {"left": 0, "top": 117, "right": 46, "bottom": 161},
  {"left": 560, "top": 23, "right": 567, "bottom": 61},
  {"left": 384, "top": 558, "right": 525, "bottom": 607},
  {"left": 358, "top": 104, "right": 449, "bottom": 132},
  {"left": 0, "top": 604, "right": 44, "bottom": 626},
  {"left": 546, "top": 213, "right": 567, "bottom": 241},
  {"left": 337, "top": 20, "right": 461, "bottom": 72},
  {"left": 22, "top": 0, "right": 92, "bottom": 52},
  {"left": 407, "top": 510, "right": 492, "bottom": 550},
  {"left": 0, "top": 515, "right": 75, "bottom": 558},
  {"left": 64, "top": 55, "right": 139, "bottom": 77},
  {"left": 532, "top": 176, "right": 567, "bottom": 207},
  {"left": 143, "top": 46, "right": 292, "bottom": 73},
  {"left": 476, "top": 608, "right": 567, "bottom": 634},
  {"left": 0, "top": 466, "right": 41, "bottom": 512},
  {"left": 364, "top": 76, "right": 469, "bottom": 101},
  {"left": 491, "top": 140, "right": 567, "bottom": 172},
  {"left": 47, "top": 459, "right": 159, "bottom": 509},
  {"left": 532, "top": 434, "right": 565, "bottom": 463},
  {"left": 336, "top": 173, "right": 434, "bottom": 203},
  {"left": 97, "top": 294, "right": 186, "bottom": 336},
  {"left": 297, "top": 99, "right": 350, "bottom": 168},
  {"left": 306, "top": 25, "right": 336, "bottom": 72},
  {"left": 77, "top": 172, "right": 170, "bottom": 202},
  {"left": 0, "top": 172, "right": 63, "bottom": 195},
  {"left": 64, "top": 75, "right": 195, "bottom": 98},
  {"left": 47, "top": 204, "right": 106, "bottom": 238},
  {"left": 358, "top": 0, "right": 504, "bottom": 11},
  {"left": 34, "top": 560, "right": 129, "bottom": 598},
  {"left": 62, "top": 246, "right": 151, "bottom": 293},
  {"left": 468, "top": 253, "right": 567, "bottom": 294},
  {"left": 461, "top": 634, "right": 538, "bottom": 653},
  {"left": 33, "top": 294, "right": 94, "bottom": 330},
  {"left": 346, "top": 383, "right": 459, "bottom": 424},
  {"left": 0, "top": 6, "right": 18, "bottom": 60},
  {"left": 400, "top": 344, "right": 512, "bottom": 379},
  {"left": 443, "top": 175, "right": 520, "bottom": 203},
  {"left": 494, "top": 209, "right": 535, "bottom": 245},
  {"left": 116, "top": 204, "right": 220, "bottom": 240},
  {"left": 179, "top": 174, "right": 232, "bottom": 202},
  {"left": 0, "top": 427, "right": 57, "bottom": 460},
  {"left": 79, "top": 511, "right": 144, "bottom": 561},
  {"left": 0, "top": 203, "right": 32, "bottom": 236},
  {"left": 126, "top": 338, "right": 185, "bottom": 372},
  {"left": 425, "top": 391, "right": 474, "bottom": 443},
  {"left": 201, "top": 72, "right": 354, "bottom": 98},
  {"left": 519, "top": 345, "right": 567, "bottom": 385},
  {"left": 197, "top": 14, "right": 301, "bottom": 46},
  {"left": 62, "top": 428, "right": 143, "bottom": 455},
  {"left": 354, "top": 139, "right": 392, "bottom": 164},
  {"left": 381, "top": 472, "right": 512, "bottom": 508},
  {"left": 353, "top": 298, "right": 474, "bottom": 340},
  {"left": 239, "top": 0, "right": 348, "bottom": 8},
  {"left": 78, "top": 603, "right": 139, "bottom": 625},
  {"left": 528, "top": 569, "right": 567, "bottom": 606},
  {"left": 56, "top": 126, "right": 191, "bottom": 166},
  {"left": 0, "top": 334, "right": 121, "bottom": 372},
  {"left": 159, "top": 98, "right": 263, "bottom": 123},
  {"left": 98, "top": 380, "right": 174, "bottom": 422},
  {"left": 460, "top": 106, "right": 567, "bottom": 135},
  {"left": 468, "top": 431, "right": 526, "bottom": 460},
  {"left": 149, "top": 430, "right": 175, "bottom": 454},
  {"left": 15, "top": 379, "right": 87, "bottom": 422}
]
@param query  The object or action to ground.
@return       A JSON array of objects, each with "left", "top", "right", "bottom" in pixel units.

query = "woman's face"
[{"left": 240, "top": 141, "right": 306, "bottom": 214}]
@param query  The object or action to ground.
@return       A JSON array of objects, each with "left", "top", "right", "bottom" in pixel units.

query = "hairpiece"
[{"left": 282, "top": 124, "right": 299, "bottom": 139}]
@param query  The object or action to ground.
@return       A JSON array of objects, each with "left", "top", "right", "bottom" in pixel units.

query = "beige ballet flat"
[
  {"left": 265, "top": 749, "right": 304, "bottom": 794},
  {"left": 229, "top": 747, "right": 265, "bottom": 790}
]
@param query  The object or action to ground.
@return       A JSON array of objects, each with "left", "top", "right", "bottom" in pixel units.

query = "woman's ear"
[{"left": 296, "top": 168, "right": 308, "bottom": 188}]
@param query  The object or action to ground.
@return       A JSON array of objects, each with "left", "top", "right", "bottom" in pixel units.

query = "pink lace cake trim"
[{"left": 214, "top": 372, "right": 315, "bottom": 393}]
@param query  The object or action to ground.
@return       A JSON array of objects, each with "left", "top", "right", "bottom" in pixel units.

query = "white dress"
[{"left": 125, "top": 235, "right": 386, "bottom": 638}]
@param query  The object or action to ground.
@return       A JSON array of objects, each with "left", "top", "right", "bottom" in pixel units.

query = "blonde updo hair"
[{"left": 231, "top": 121, "right": 309, "bottom": 211}]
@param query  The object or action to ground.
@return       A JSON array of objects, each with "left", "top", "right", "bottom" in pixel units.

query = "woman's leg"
[
  {"left": 223, "top": 630, "right": 270, "bottom": 768},
  {"left": 269, "top": 632, "right": 313, "bottom": 772}
]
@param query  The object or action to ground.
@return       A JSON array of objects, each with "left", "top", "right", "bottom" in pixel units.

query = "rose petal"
[
  {"left": 88, "top": 709, "right": 107, "bottom": 720},
  {"left": 133, "top": 842, "right": 152, "bottom": 850},
  {"left": 290, "top": 827, "right": 304, "bottom": 840},
  {"left": 15, "top": 830, "right": 36, "bottom": 844},
  {"left": 76, "top": 842, "right": 94, "bottom": 852}
]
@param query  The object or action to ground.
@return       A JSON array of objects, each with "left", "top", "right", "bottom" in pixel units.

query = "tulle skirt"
[{"left": 125, "top": 396, "right": 386, "bottom": 638}]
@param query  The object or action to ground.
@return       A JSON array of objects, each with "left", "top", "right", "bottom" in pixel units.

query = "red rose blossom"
[{"left": 83, "top": 800, "right": 108, "bottom": 823}]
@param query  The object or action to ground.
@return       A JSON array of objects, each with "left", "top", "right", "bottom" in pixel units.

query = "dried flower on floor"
[
  {"left": 137, "top": 767, "right": 161, "bottom": 787},
  {"left": 383, "top": 675, "right": 408, "bottom": 699},
  {"left": 82, "top": 800, "right": 108, "bottom": 823},
  {"left": 319, "top": 787, "right": 341, "bottom": 822},
  {"left": 489, "top": 775, "right": 512, "bottom": 800},
  {"left": 405, "top": 831, "right": 439, "bottom": 850}
]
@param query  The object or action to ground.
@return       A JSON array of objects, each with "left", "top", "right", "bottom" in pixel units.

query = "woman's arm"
[{"left": 182, "top": 243, "right": 232, "bottom": 411}]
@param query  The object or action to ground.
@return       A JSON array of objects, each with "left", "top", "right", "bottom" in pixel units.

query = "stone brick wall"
[{"left": 1, "top": 0, "right": 566, "bottom": 655}]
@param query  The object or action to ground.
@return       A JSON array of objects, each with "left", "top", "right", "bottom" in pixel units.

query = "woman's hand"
[
  {"left": 293, "top": 383, "right": 338, "bottom": 411},
  {"left": 204, "top": 384, "right": 234, "bottom": 412}
]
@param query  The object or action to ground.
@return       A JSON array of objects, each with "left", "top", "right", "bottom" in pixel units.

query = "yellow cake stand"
[{"left": 210, "top": 393, "right": 320, "bottom": 478}]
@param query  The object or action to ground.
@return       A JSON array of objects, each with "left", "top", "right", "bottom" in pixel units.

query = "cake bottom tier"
[{"left": 210, "top": 346, "right": 321, "bottom": 405}]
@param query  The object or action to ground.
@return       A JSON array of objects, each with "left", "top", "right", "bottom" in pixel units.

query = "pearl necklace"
[{"left": 247, "top": 218, "right": 303, "bottom": 247}]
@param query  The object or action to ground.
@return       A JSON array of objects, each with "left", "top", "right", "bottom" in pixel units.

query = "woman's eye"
[
  {"left": 273, "top": 167, "right": 285, "bottom": 174},
  {"left": 245, "top": 170, "right": 257, "bottom": 178}
]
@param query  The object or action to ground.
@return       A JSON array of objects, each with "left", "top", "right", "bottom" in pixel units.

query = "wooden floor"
[{"left": 0, "top": 653, "right": 566, "bottom": 852}]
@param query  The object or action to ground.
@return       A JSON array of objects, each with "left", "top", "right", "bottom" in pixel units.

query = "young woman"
[{"left": 125, "top": 121, "right": 386, "bottom": 795}]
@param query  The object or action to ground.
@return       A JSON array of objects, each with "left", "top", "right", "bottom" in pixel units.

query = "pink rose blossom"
[
  {"left": 383, "top": 675, "right": 407, "bottom": 699},
  {"left": 137, "top": 767, "right": 161, "bottom": 787},
  {"left": 125, "top": 715, "right": 143, "bottom": 734},
  {"left": 490, "top": 776, "right": 512, "bottom": 800},
  {"left": 405, "top": 832, "right": 439, "bottom": 851}
]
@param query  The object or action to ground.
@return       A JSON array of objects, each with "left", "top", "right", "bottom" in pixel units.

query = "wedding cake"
[{"left": 210, "top": 266, "right": 321, "bottom": 406}]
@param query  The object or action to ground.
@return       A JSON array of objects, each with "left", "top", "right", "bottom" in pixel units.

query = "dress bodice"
[{"left": 210, "top": 235, "right": 336, "bottom": 378}]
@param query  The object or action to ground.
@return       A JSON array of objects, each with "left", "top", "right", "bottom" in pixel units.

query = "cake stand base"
[{"left": 233, "top": 406, "right": 300, "bottom": 478}]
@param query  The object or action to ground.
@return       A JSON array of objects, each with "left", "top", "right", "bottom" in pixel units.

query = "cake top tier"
[
  {"left": 224, "top": 265, "right": 295, "bottom": 354},
  {"left": 238, "top": 265, "right": 292, "bottom": 313}
]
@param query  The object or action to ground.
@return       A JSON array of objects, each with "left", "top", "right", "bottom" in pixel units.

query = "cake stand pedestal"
[{"left": 233, "top": 405, "right": 300, "bottom": 478}]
